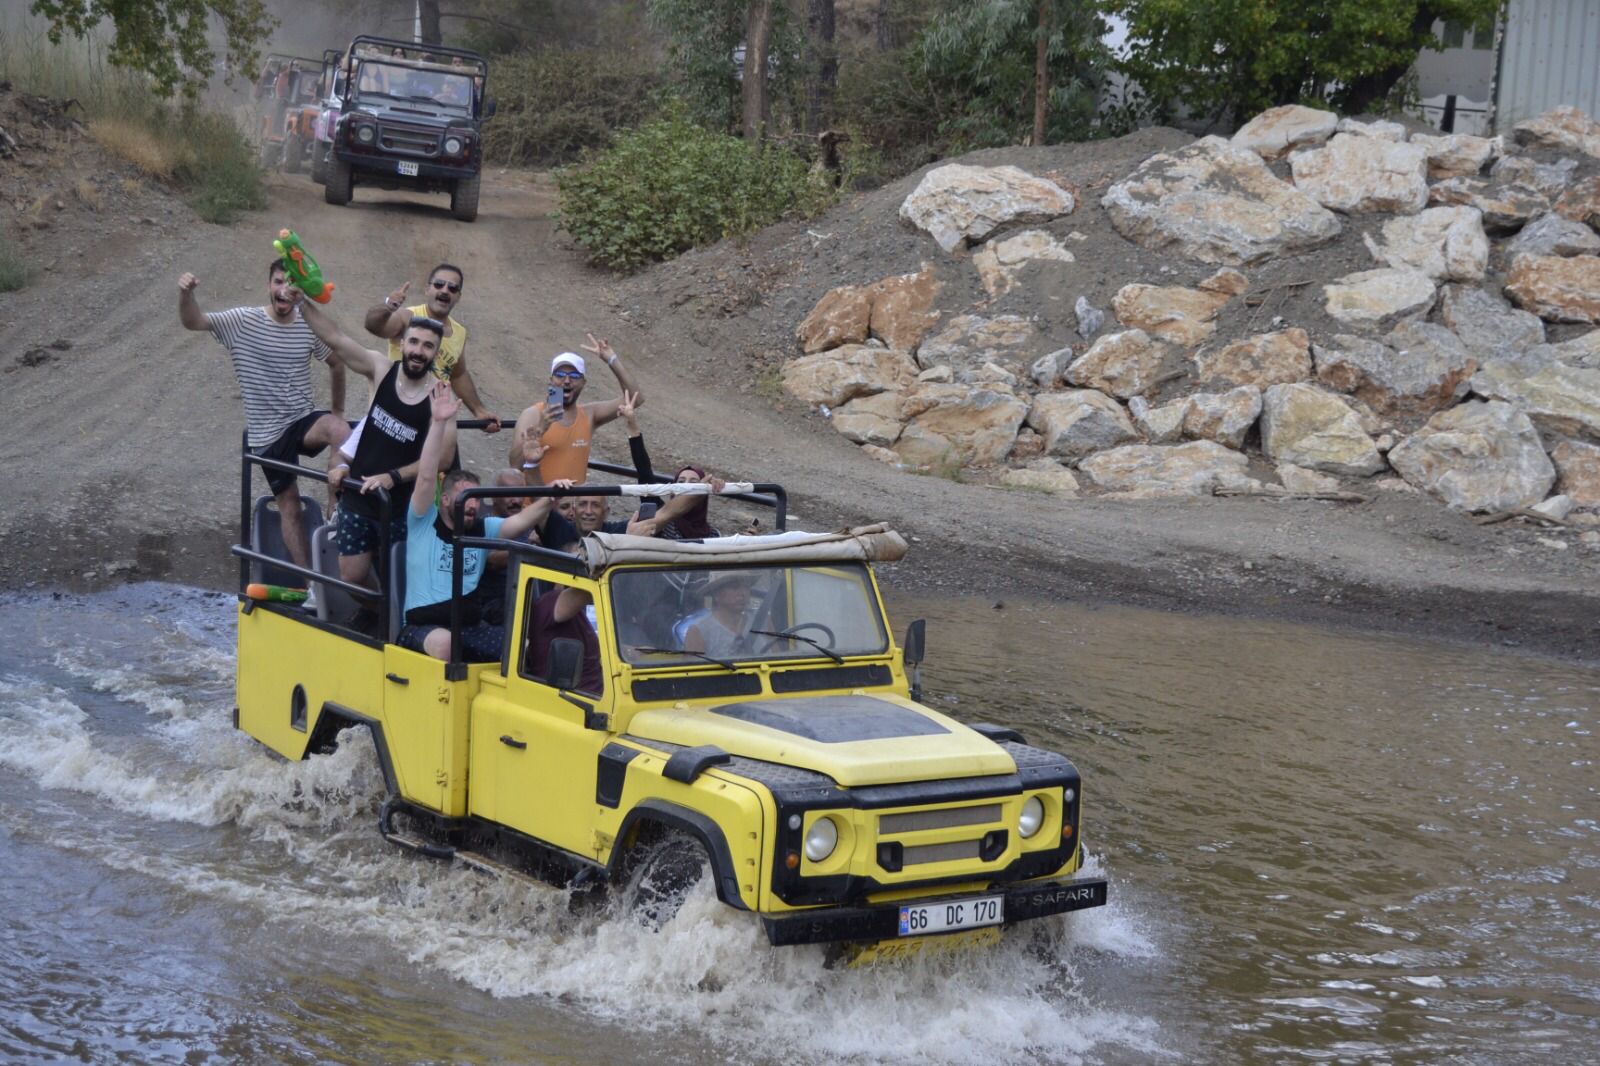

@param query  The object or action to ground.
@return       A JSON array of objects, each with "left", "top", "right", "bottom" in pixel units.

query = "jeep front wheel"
[
  {"left": 450, "top": 172, "right": 480, "bottom": 222},
  {"left": 325, "top": 155, "right": 353, "bottom": 206},
  {"left": 310, "top": 143, "right": 328, "bottom": 185},
  {"left": 620, "top": 830, "right": 708, "bottom": 931}
]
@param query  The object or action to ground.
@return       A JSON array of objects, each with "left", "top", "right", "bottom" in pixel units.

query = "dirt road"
[{"left": 1, "top": 167, "right": 1596, "bottom": 659}]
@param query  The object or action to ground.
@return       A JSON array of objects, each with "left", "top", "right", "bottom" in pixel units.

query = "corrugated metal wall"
[{"left": 1496, "top": 0, "right": 1600, "bottom": 130}]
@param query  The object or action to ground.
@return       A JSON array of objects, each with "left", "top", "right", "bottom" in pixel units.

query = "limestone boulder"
[
  {"left": 1361, "top": 205, "right": 1487, "bottom": 281},
  {"left": 1260, "top": 383, "right": 1387, "bottom": 475},
  {"left": 1428, "top": 178, "right": 1549, "bottom": 233},
  {"left": 1231, "top": 104, "right": 1338, "bottom": 160},
  {"left": 900, "top": 164, "right": 1075, "bottom": 252},
  {"left": 1513, "top": 106, "right": 1600, "bottom": 158},
  {"left": 1554, "top": 175, "right": 1600, "bottom": 229},
  {"left": 1183, "top": 386, "right": 1262, "bottom": 448},
  {"left": 1111, "top": 268, "right": 1244, "bottom": 347},
  {"left": 1026, "top": 390, "right": 1140, "bottom": 460},
  {"left": 1471, "top": 360, "right": 1600, "bottom": 441},
  {"left": 1438, "top": 284, "right": 1545, "bottom": 360},
  {"left": 867, "top": 265, "right": 942, "bottom": 352},
  {"left": 1128, "top": 395, "right": 1190, "bottom": 444},
  {"left": 1551, "top": 439, "right": 1600, "bottom": 506},
  {"left": 1387, "top": 401, "right": 1556, "bottom": 512},
  {"left": 1505, "top": 254, "right": 1600, "bottom": 323},
  {"left": 973, "top": 229, "right": 1075, "bottom": 297},
  {"left": 1078, "top": 441, "right": 1254, "bottom": 497},
  {"left": 1289, "top": 134, "right": 1429, "bottom": 214},
  {"left": 915, "top": 314, "right": 1039, "bottom": 374},
  {"left": 1277, "top": 463, "right": 1343, "bottom": 494},
  {"left": 1313, "top": 324, "right": 1475, "bottom": 415},
  {"left": 782, "top": 345, "right": 919, "bottom": 408},
  {"left": 893, "top": 383, "right": 1030, "bottom": 467},
  {"left": 1101, "top": 135, "right": 1341, "bottom": 266},
  {"left": 1410, "top": 132, "right": 1496, "bottom": 179},
  {"left": 1490, "top": 154, "right": 1577, "bottom": 198},
  {"left": 1542, "top": 330, "right": 1600, "bottom": 368},
  {"left": 1196, "top": 328, "right": 1312, "bottom": 388},
  {"left": 830, "top": 391, "right": 905, "bottom": 447},
  {"left": 1031, "top": 347, "right": 1074, "bottom": 388},
  {"left": 1503, "top": 213, "right": 1600, "bottom": 259},
  {"left": 1337, "top": 118, "right": 1407, "bottom": 142},
  {"left": 797, "top": 285, "right": 871, "bottom": 353},
  {"left": 1064, "top": 329, "right": 1173, "bottom": 399},
  {"left": 1323, "top": 268, "right": 1436, "bottom": 331},
  {"left": 1000, "top": 462, "right": 1081, "bottom": 495}
]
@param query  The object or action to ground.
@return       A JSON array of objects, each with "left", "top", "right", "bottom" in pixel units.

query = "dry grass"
[
  {"left": 73, "top": 177, "right": 101, "bottom": 209},
  {"left": 88, "top": 117, "right": 180, "bottom": 180}
]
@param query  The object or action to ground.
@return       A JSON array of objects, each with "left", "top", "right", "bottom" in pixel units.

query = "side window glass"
[{"left": 518, "top": 577, "right": 603, "bottom": 693}]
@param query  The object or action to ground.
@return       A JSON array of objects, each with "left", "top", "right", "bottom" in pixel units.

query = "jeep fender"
[
  {"left": 307, "top": 702, "right": 399, "bottom": 798},
  {"left": 611, "top": 799, "right": 748, "bottom": 910}
]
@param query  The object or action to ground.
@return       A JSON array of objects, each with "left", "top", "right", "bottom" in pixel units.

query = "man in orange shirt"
[{"left": 509, "top": 332, "right": 642, "bottom": 484}]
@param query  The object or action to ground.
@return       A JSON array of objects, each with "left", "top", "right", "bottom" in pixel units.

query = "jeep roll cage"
[{"left": 231, "top": 420, "right": 788, "bottom": 677}]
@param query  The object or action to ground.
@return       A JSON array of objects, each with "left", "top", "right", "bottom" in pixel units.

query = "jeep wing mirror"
[
  {"left": 903, "top": 619, "right": 926, "bottom": 702},
  {"left": 548, "top": 637, "right": 584, "bottom": 691},
  {"left": 484, "top": 97, "right": 497, "bottom": 118}
]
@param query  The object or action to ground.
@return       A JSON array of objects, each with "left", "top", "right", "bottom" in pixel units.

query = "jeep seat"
[{"left": 250, "top": 494, "right": 323, "bottom": 588}]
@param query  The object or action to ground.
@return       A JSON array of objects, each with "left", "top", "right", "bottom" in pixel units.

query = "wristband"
[{"left": 387, "top": 468, "right": 401, "bottom": 487}]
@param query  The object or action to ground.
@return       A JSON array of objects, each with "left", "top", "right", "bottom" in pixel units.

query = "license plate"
[
  {"left": 397, "top": 160, "right": 419, "bottom": 176},
  {"left": 899, "top": 894, "right": 1003, "bottom": 937}
]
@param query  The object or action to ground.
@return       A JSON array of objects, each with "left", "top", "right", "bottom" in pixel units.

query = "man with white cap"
[{"left": 508, "top": 332, "right": 643, "bottom": 485}]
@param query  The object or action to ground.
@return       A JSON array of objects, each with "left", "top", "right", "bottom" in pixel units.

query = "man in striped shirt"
[{"left": 178, "top": 260, "right": 351, "bottom": 570}]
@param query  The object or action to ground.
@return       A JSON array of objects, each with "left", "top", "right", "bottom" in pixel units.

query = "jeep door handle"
[
  {"left": 385, "top": 673, "right": 409, "bottom": 686},
  {"left": 500, "top": 735, "right": 527, "bottom": 750}
]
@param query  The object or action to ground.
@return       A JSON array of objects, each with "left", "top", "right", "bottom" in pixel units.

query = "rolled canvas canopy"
[{"left": 579, "top": 524, "right": 908, "bottom": 574}]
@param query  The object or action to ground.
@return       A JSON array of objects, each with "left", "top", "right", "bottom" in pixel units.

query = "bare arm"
[
  {"left": 449, "top": 352, "right": 497, "bottom": 427},
  {"left": 295, "top": 294, "right": 385, "bottom": 381},
  {"left": 552, "top": 586, "right": 592, "bottom": 624},
  {"left": 177, "top": 273, "right": 210, "bottom": 331},
  {"left": 580, "top": 333, "right": 642, "bottom": 428},
  {"left": 327, "top": 357, "right": 347, "bottom": 418},
  {"left": 412, "top": 381, "right": 459, "bottom": 517},
  {"left": 509, "top": 403, "right": 553, "bottom": 473},
  {"left": 364, "top": 280, "right": 413, "bottom": 339}
]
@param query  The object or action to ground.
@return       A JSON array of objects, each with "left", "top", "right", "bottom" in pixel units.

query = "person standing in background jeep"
[{"left": 363, "top": 263, "right": 498, "bottom": 433}]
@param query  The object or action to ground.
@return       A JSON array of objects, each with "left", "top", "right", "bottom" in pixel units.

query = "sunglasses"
[
  {"left": 552, "top": 369, "right": 585, "bottom": 381},
  {"left": 431, "top": 279, "right": 461, "bottom": 293}
]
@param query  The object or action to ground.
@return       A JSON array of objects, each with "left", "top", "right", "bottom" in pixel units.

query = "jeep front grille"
[
  {"left": 902, "top": 839, "right": 982, "bottom": 865},
  {"left": 379, "top": 124, "right": 439, "bottom": 157},
  {"left": 879, "top": 803, "right": 1001, "bottom": 835}
]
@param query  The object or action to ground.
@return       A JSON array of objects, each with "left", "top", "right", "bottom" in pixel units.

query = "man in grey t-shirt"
[{"left": 178, "top": 259, "right": 351, "bottom": 569}]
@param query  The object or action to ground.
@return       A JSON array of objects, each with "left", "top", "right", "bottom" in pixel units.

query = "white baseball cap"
[{"left": 551, "top": 352, "right": 586, "bottom": 375}]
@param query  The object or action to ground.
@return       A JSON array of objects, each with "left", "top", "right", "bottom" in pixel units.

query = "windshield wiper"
[
  {"left": 633, "top": 646, "right": 739, "bottom": 671},
  {"left": 750, "top": 629, "right": 844, "bottom": 664}
]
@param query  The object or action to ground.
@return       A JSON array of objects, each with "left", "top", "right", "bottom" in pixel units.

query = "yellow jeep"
[{"left": 233, "top": 462, "right": 1107, "bottom": 951}]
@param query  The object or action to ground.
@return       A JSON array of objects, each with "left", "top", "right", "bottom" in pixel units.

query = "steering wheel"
[{"left": 760, "top": 622, "right": 836, "bottom": 653}]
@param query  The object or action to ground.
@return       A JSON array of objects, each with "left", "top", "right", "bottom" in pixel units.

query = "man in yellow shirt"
[{"left": 363, "top": 262, "right": 499, "bottom": 432}]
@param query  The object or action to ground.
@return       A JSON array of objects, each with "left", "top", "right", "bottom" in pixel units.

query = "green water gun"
[
  {"left": 273, "top": 228, "right": 335, "bottom": 303},
  {"left": 246, "top": 583, "right": 308, "bottom": 603}
]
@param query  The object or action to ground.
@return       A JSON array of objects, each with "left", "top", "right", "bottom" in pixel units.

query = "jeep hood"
[{"left": 627, "top": 694, "right": 1014, "bottom": 787}]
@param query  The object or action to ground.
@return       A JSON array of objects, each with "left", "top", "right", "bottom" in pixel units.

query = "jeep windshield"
[
  {"left": 610, "top": 562, "right": 889, "bottom": 667},
  {"left": 354, "top": 61, "right": 474, "bottom": 111}
]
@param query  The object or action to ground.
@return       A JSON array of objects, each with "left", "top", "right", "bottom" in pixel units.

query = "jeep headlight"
[
  {"left": 355, "top": 123, "right": 376, "bottom": 145},
  {"left": 1019, "top": 796, "right": 1044, "bottom": 839},
  {"left": 443, "top": 135, "right": 464, "bottom": 156},
  {"left": 804, "top": 816, "right": 838, "bottom": 862}
]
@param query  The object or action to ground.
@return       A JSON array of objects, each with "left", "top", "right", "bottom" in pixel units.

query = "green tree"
[
  {"left": 1107, "top": 0, "right": 1503, "bottom": 125},
  {"left": 29, "top": 0, "right": 275, "bottom": 98},
  {"left": 648, "top": 0, "right": 802, "bottom": 135},
  {"left": 916, "top": 0, "right": 1109, "bottom": 149}
]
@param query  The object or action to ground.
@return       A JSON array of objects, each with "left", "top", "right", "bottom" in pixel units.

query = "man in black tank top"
[{"left": 296, "top": 294, "right": 441, "bottom": 590}]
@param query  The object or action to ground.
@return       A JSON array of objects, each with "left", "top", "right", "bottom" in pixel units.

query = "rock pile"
[{"left": 782, "top": 104, "right": 1600, "bottom": 518}]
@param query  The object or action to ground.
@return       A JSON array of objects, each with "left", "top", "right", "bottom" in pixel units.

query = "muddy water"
[{"left": 0, "top": 584, "right": 1595, "bottom": 1065}]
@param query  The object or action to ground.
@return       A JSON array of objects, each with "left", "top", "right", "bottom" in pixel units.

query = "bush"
[
  {"left": 556, "top": 110, "right": 833, "bottom": 271},
  {"left": 176, "top": 111, "right": 266, "bottom": 224},
  {"left": 482, "top": 47, "right": 662, "bottom": 168},
  {"left": 0, "top": 239, "right": 33, "bottom": 292}
]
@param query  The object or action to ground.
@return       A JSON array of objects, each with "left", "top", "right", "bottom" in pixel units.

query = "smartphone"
[
  {"left": 546, "top": 384, "right": 564, "bottom": 411},
  {"left": 638, "top": 501, "right": 658, "bottom": 520}
]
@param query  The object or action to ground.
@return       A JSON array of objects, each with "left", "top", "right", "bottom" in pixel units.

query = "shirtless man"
[
  {"left": 509, "top": 333, "right": 643, "bottom": 485},
  {"left": 296, "top": 294, "right": 441, "bottom": 590},
  {"left": 178, "top": 262, "right": 349, "bottom": 570},
  {"left": 363, "top": 263, "right": 498, "bottom": 432}
]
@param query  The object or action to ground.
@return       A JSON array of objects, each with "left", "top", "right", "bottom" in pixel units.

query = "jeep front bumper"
[{"left": 760, "top": 876, "right": 1108, "bottom": 946}]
